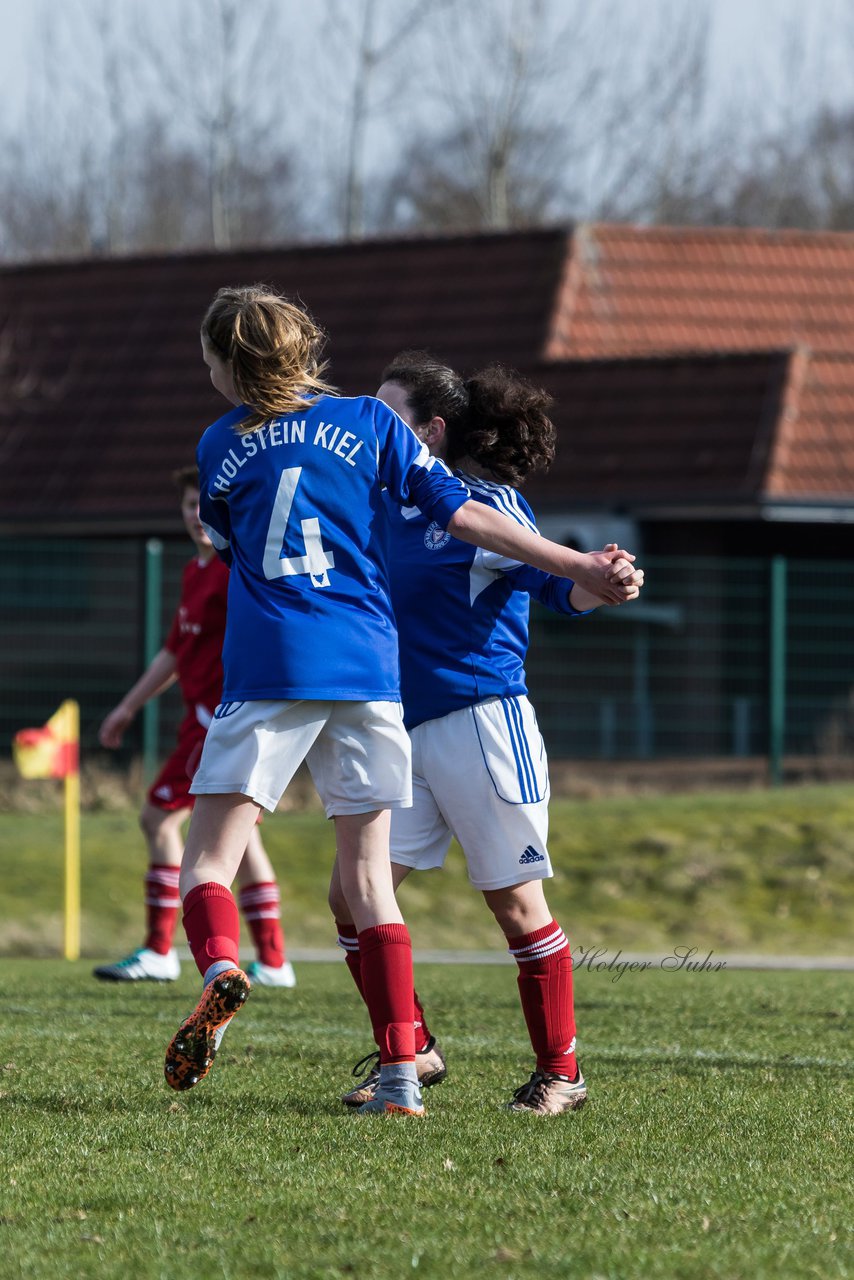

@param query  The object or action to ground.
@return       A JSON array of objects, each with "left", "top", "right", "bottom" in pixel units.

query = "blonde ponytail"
[{"left": 201, "top": 285, "right": 337, "bottom": 432}]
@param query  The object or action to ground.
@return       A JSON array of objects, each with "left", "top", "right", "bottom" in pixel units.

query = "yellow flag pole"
[{"left": 63, "top": 700, "right": 81, "bottom": 962}]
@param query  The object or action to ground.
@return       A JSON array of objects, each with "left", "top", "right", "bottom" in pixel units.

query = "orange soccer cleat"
[{"left": 164, "top": 968, "right": 250, "bottom": 1091}]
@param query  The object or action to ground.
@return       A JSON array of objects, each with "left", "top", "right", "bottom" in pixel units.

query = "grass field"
[
  {"left": 3, "top": 785, "right": 854, "bottom": 958},
  {"left": 1, "top": 960, "right": 851, "bottom": 1280}
]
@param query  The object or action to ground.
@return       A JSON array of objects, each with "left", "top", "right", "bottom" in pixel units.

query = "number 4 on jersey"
[{"left": 263, "top": 467, "right": 335, "bottom": 588}]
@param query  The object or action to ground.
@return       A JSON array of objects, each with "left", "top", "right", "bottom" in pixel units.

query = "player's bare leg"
[
  {"left": 179, "top": 793, "right": 260, "bottom": 895},
  {"left": 482, "top": 878, "right": 553, "bottom": 935},
  {"left": 335, "top": 812, "right": 424, "bottom": 1116},
  {"left": 236, "top": 824, "right": 276, "bottom": 887},
  {"left": 140, "top": 801, "right": 187, "bottom": 866},
  {"left": 334, "top": 810, "right": 402, "bottom": 930},
  {"left": 165, "top": 795, "right": 259, "bottom": 1091},
  {"left": 484, "top": 879, "right": 586, "bottom": 1115}
]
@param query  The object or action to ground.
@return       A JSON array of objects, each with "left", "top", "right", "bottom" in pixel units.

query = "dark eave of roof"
[
  {"left": 0, "top": 228, "right": 570, "bottom": 530},
  {"left": 522, "top": 350, "right": 792, "bottom": 510}
]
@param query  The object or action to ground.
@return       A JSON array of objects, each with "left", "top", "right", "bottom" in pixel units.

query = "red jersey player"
[{"left": 93, "top": 466, "right": 295, "bottom": 988}]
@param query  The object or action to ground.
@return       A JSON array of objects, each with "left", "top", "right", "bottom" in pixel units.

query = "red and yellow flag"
[
  {"left": 12, "top": 700, "right": 81, "bottom": 959},
  {"left": 13, "top": 701, "right": 79, "bottom": 779}
]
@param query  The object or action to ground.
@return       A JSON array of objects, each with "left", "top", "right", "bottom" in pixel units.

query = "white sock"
[
  {"left": 379, "top": 1061, "right": 418, "bottom": 1088},
  {"left": 203, "top": 959, "right": 236, "bottom": 986}
]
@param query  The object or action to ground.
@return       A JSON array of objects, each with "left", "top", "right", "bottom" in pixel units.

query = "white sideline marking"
[{"left": 178, "top": 947, "right": 854, "bottom": 970}]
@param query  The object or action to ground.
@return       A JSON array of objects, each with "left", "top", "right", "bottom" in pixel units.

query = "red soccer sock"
[
  {"left": 357, "top": 923, "right": 416, "bottom": 1064},
  {"left": 507, "top": 919, "right": 578, "bottom": 1079},
  {"left": 336, "top": 921, "right": 433, "bottom": 1051},
  {"left": 412, "top": 989, "right": 433, "bottom": 1055},
  {"left": 336, "top": 921, "right": 366, "bottom": 998},
  {"left": 144, "top": 864, "right": 181, "bottom": 955},
  {"left": 182, "top": 882, "right": 240, "bottom": 979},
  {"left": 238, "top": 881, "right": 286, "bottom": 968}
]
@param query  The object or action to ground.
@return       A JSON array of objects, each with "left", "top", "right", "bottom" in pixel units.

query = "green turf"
[
  {"left": 0, "top": 961, "right": 850, "bottom": 1280},
  {"left": 2, "top": 784, "right": 854, "bottom": 958}
]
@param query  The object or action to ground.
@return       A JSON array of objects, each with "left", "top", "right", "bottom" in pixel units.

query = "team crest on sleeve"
[{"left": 424, "top": 522, "right": 450, "bottom": 551}]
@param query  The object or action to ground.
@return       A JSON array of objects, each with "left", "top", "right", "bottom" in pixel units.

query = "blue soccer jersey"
[
  {"left": 196, "top": 395, "right": 471, "bottom": 702},
  {"left": 385, "top": 473, "right": 587, "bottom": 729}
]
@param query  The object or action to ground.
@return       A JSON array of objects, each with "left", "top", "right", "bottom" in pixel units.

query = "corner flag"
[
  {"left": 13, "top": 701, "right": 79, "bottom": 779},
  {"left": 13, "top": 701, "right": 81, "bottom": 960}
]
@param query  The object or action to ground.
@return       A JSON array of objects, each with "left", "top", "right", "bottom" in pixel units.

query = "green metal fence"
[
  {"left": 2, "top": 542, "right": 853, "bottom": 779},
  {"left": 526, "top": 553, "right": 854, "bottom": 777},
  {"left": 1, "top": 537, "right": 188, "bottom": 783}
]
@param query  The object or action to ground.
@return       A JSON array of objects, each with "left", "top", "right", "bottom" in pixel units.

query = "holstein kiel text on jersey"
[{"left": 212, "top": 420, "right": 365, "bottom": 492}]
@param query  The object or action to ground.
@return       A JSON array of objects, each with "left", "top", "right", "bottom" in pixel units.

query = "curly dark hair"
[{"left": 380, "top": 351, "right": 554, "bottom": 486}]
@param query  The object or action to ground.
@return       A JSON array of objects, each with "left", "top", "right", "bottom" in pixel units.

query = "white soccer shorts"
[
  {"left": 190, "top": 698, "right": 412, "bottom": 816},
  {"left": 390, "top": 695, "right": 552, "bottom": 891}
]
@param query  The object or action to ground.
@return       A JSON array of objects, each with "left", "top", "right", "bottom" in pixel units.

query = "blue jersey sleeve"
[
  {"left": 197, "top": 437, "right": 233, "bottom": 567},
  {"left": 463, "top": 483, "right": 591, "bottom": 616},
  {"left": 503, "top": 563, "right": 590, "bottom": 616},
  {"left": 373, "top": 400, "right": 470, "bottom": 526}
]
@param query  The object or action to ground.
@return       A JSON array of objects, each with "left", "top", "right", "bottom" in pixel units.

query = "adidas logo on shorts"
[{"left": 519, "top": 845, "right": 545, "bottom": 865}]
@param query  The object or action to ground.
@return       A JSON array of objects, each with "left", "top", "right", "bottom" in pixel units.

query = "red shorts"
[
  {"left": 147, "top": 713, "right": 206, "bottom": 812},
  {"left": 146, "top": 710, "right": 264, "bottom": 824}
]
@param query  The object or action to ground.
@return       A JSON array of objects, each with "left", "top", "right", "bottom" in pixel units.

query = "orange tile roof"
[{"left": 550, "top": 224, "right": 854, "bottom": 499}]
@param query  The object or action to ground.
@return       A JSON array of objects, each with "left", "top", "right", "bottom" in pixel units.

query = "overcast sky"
[
  {"left": 2, "top": 0, "right": 854, "bottom": 248},
  {"left": 1, "top": 0, "right": 853, "bottom": 142}
]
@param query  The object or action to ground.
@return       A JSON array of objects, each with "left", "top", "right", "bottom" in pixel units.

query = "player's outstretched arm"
[
  {"left": 98, "top": 648, "right": 178, "bottom": 748},
  {"left": 447, "top": 503, "right": 639, "bottom": 606}
]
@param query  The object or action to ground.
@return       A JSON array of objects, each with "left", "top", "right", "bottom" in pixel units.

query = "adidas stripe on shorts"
[
  {"left": 390, "top": 695, "right": 552, "bottom": 891},
  {"left": 190, "top": 698, "right": 412, "bottom": 816}
]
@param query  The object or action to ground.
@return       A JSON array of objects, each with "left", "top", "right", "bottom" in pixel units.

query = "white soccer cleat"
[
  {"left": 507, "top": 1068, "right": 588, "bottom": 1115},
  {"left": 245, "top": 959, "right": 297, "bottom": 988},
  {"left": 93, "top": 947, "right": 181, "bottom": 982},
  {"left": 357, "top": 1072, "right": 425, "bottom": 1117},
  {"left": 342, "top": 1037, "right": 447, "bottom": 1107}
]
